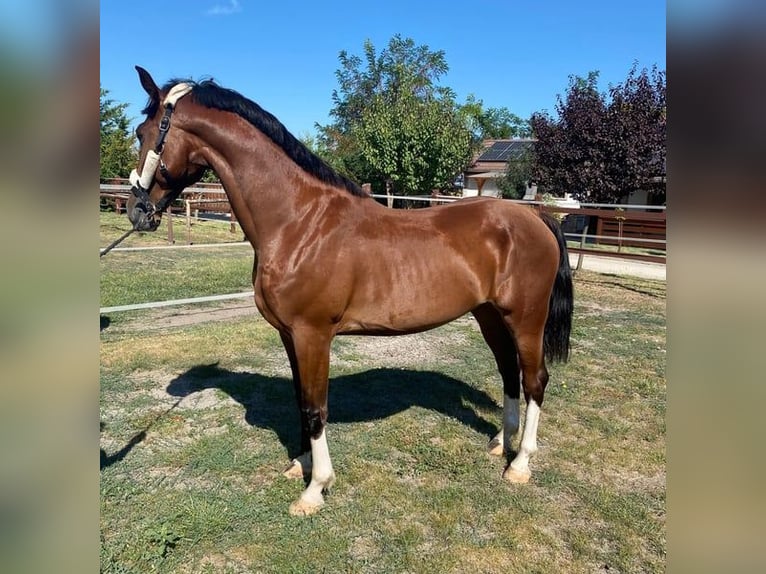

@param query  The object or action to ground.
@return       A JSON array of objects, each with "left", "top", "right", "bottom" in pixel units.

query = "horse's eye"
[{"left": 136, "top": 129, "right": 144, "bottom": 143}]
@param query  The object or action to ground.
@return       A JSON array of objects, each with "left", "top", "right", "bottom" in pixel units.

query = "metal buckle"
[
  {"left": 159, "top": 113, "right": 171, "bottom": 133},
  {"left": 154, "top": 106, "right": 174, "bottom": 152}
]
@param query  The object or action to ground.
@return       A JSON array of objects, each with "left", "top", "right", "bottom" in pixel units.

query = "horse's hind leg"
[
  {"left": 472, "top": 303, "right": 521, "bottom": 457},
  {"left": 502, "top": 325, "right": 549, "bottom": 484}
]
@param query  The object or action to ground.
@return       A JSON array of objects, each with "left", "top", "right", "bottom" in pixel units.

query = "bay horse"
[{"left": 126, "top": 67, "right": 573, "bottom": 516}]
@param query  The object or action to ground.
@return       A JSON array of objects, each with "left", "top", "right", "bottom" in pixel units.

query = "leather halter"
[{"left": 129, "top": 83, "right": 193, "bottom": 218}]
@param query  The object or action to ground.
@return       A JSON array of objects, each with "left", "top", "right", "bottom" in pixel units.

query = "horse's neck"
[{"left": 199, "top": 121, "right": 332, "bottom": 254}]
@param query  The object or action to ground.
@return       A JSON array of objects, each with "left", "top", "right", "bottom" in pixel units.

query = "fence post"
[
  {"left": 595, "top": 216, "right": 603, "bottom": 246},
  {"left": 186, "top": 200, "right": 192, "bottom": 245},
  {"left": 614, "top": 207, "right": 626, "bottom": 253},
  {"left": 576, "top": 227, "right": 587, "bottom": 272},
  {"left": 166, "top": 206, "right": 174, "bottom": 244},
  {"left": 385, "top": 179, "right": 394, "bottom": 208}
]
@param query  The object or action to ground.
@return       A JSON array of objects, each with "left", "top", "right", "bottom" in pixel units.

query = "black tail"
[{"left": 539, "top": 212, "right": 574, "bottom": 363}]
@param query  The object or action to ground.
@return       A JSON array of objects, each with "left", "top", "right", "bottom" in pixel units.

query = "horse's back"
[{"left": 370, "top": 197, "right": 558, "bottom": 274}]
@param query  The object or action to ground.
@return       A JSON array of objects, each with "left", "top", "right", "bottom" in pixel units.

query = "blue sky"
[{"left": 100, "top": 0, "right": 666, "bottom": 137}]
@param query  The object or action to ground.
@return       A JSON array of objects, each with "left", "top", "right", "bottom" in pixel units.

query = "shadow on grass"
[
  {"left": 100, "top": 399, "right": 183, "bottom": 470},
  {"left": 100, "top": 428, "right": 146, "bottom": 470},
  {"left": 164, "top": 363, "right": 500, "bottom": 459},
  {"left": 577, "top": 274, "right": 666, "bottom": 299}
]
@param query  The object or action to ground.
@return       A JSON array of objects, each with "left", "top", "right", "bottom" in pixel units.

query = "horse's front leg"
[
  {"left": 283, "top": 327, "right": 335, "bottom": 516},
  {"left": 280, "top": 332, "right": 313, "bottom": 479}
]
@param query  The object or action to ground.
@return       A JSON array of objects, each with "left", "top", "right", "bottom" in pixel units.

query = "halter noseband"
[{"left": 129, "top": 83, "right": 193, "bottom": 219}]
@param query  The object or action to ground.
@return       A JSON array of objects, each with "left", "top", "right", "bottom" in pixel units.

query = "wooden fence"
[
  {"left": 538, "top": 204, "right": 666, "bottom": 264},
  {"left": 100, "top": 181, "right": 238, "bottom": 244}
]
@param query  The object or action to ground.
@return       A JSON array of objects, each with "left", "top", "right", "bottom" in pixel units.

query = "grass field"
[
  {"left": 100, "top": 210, "right": 246, "bottom": 249},
  {"left": 100, "top": 213, "right": 666, "bottom": 573}
]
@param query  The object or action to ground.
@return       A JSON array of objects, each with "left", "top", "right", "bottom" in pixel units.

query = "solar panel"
[
  {"left": 477, "top": 141, "right": 513, "bottom": 161},
  {"left": 476, "top": 140, "right": 533, "bottom": 162}
]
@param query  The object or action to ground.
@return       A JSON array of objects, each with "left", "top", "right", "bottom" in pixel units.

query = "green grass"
[
  {"left": 566, "top": 239, "right": 666, "bottom": 258},
  {"left": 100, "top": 211, "right": 255, "bottom": 309},
  {"left": 100, "top": 216, "right": 666, "bottom": 573},
  {"left": 100, "top": 248, "right": 254, "bottom": 307},
  {"left": 100, "top": 210, "right": 246, "bottom": 249}
]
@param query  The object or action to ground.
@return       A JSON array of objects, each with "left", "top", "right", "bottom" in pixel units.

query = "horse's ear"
[{"left": 135, "top": 66, "right": 159, "bottom": 102}]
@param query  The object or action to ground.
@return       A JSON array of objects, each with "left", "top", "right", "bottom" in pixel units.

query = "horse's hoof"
[
  {"left": 289, "top": 497, "right": 324, "bottom": 516},
  {"left": 487, "top": 437, "right": 504, "bottom": 457},
  {"left": 282, "top": 460, "right": 305, "bottom": 479},
  {"left": 503, "top": 466, "right": 531, "bottom": 484}
]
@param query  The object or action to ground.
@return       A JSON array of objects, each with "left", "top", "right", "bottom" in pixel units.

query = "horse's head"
[{"left": 127, "top": 66, "right": 208, "bottom": 231}]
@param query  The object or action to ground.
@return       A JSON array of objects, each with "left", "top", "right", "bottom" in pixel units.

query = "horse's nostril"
[{"left": 128, "top": 206, "right": 150, "bottom": 230}]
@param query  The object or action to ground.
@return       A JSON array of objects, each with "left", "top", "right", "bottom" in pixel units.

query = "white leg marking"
[
  {"left": 309, "top": 429, "right": 335, "bottom": 491},
  {"left": 505, "top": 399, "right": 541, "bottom": 483},
  {"left": 289, "top": 429, "right": 336, "bottom": 516}
]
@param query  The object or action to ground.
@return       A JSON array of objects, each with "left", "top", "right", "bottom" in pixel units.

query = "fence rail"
[{"left": 100, "top": 183, "right": 238, "bottom": 245}]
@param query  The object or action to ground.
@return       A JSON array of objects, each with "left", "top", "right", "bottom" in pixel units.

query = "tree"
[
  {"left": 531, "top": 71, "right": 608, "bottom": 200},
  {"left": 604, "top": 64, "right": 666, "bottom": 203},
  {"left": 327, "top": 34, "right": 451, "bottom": 134},
  {"left": 100, "top": 87, "right": 136, "bottom": 180},
  {"left": 497, "top": 147, "right": 533, "bottom": 200},
  {"left": 459, "top": 94, "right": 531, "bottom": 146},
  {"left": 356, "top": 77, "right": 472, "bottom": 197},
  {"left": 530, "top": 66, "right": 665, "bottom": 203},
  {"left": 199, "top": 169, "right": 221, "bottom": 184},
  {"left": 316, "top": 35, "right": 472, "bottom": 197}
]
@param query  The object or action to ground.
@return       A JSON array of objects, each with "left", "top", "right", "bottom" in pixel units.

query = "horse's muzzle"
[{"left": 127, "top": 190, "right": 159, "bottom": 231}]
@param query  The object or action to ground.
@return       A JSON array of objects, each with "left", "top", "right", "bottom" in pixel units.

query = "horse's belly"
[
  {"left": 338, "top": 288, "right": 480, "bottom": 335},
  {"left": 336, "top": 238, "right": 495, "bottom": 335}
]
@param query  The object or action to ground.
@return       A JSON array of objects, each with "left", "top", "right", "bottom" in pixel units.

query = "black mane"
[{"left": 149, "top": 78, "right": 366, "bottom": 198}]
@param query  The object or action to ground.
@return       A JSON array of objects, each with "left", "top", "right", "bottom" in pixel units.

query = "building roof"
[
  {"left": 465, "top": 139, "right": 535, "bottom": 176},
  {"left": 475, "top": 139, "right": 534, "bottom": 162}
]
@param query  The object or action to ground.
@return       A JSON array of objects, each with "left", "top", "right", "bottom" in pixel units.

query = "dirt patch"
[
  {"left": 159, "top": 303, "right": 257, "bottom": 328},
  {"left": 183, "top": 553, "right": 251, "bottom": 574},
  {"left": 331, "top": 318, "right": 476, "bottom": 369},
  {"left": 576, "top": 300, "right": 618, "bottom": 316},
  {"left": 116, "top": 301, "right": 258, "bottom": 332}
]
